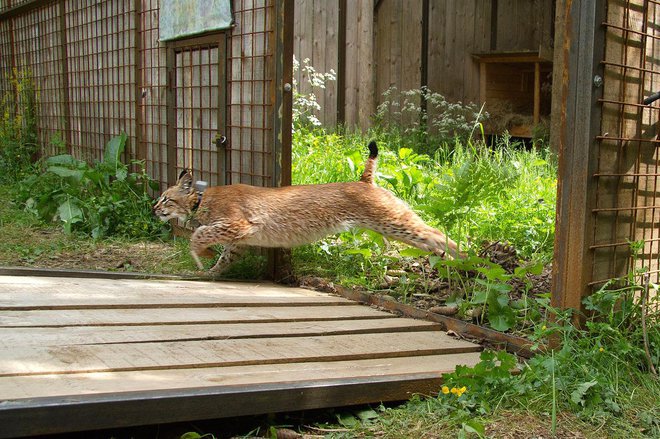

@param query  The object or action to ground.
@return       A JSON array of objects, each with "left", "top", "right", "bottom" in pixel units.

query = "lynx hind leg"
[{"left": 376, "top": 211, "right": 460, "bottom": 258}]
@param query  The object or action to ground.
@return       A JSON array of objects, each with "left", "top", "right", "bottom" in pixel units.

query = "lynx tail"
[{"left": 360, "top": 141, "right": 379, "bottom": 184}]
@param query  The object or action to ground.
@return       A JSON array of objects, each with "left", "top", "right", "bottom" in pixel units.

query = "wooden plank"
[
  {"left": 0, "top": 319, "right": 442, "bottom": 347},
  {"left": 0, "top": 332, "right": 481, "bottom": 376},
  {"left": 551, "top": 0, "right": 606, "bottom": 313},
  {"left": 0, "top": 305, "right": 395, "bottom": 327},
  {"left": 0, "top": 277, "right": 354, "bottom": 309},
  {"left": 0, "top": 275, "right": 336, "bottom": 296},
  {"left": 0, "top": 368, "right": 471, "bottom": 438},
  {"left": 0, "top": 352, "right": 480, "bottom": 400}
]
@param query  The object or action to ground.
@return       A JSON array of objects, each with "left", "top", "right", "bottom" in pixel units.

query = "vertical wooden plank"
[
  {"left": 323, "top": 0, "right": 338, "bottom": 127},
  {"left": 59, "top": 0, "right": 72, "bottom": 154},
  {"left": 343, "top": 0, "right": 357, "bottom": 127},
  {"left": 550, "top": 0, "right": 606, "bottom": 313},
  {"left": 165, "top": 45, "right": 176, "bottom": 185},
  {"left": 357, "top": 0, "right": 374, "bottom": 130},
  {"left": 336, "top": 0, "right": 346, "bottom": 125},
  {"left": 218, "top": 33, "right": 227, "bottom": 185}
]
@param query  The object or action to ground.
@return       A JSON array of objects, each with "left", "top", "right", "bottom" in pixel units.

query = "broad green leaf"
[
  {"left": 336, "top": 412, "right": 359, "bottom": 427},
  {"left": 116, "top": 167, "right": 128, "bottom": 181},
  {"left": 345, "top": 248, "right": 372, "bottom": 259},
  {"left": 462, "top": 419, "right": 485, "bottom": 436},
  {"left": 488, "top": 306, "right": 516, "bottom": 331},
  {"left": 398, "top": 147, "right": 413, "bottom": 160},
  {"left": 57, "top": 199, "right": 83, "bottom": 234},
  {"left": 471, "top": 290, "right": 489, "bottom": 304},
  {"left": 355, "top": 408, "right": 379, "bottom": 421},
  {"left": 103, "top": 132, "right": 127, "bottom": 170},
  {"left": 399, "top": 247, "right": 431, "bottom": 257},
  {"left": 46, "top": 154, "right": 79, "bottom": 166},
  {"left": 47, "top": 166, "right": 84, "bottom": 181}
]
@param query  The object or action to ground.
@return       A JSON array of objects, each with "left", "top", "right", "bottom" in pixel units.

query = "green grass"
[{"left": 291, "top": 128, "right": 557, "bottom": 295}]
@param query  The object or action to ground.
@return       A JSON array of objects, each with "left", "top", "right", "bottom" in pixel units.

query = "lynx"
[{"left": 153, "top": 142, "right": 460, "bottom": 273}]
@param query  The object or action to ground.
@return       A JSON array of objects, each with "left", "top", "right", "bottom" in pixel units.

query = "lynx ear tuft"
[{"left": 177, "top": 169, "right": 194, "bottom": 192}]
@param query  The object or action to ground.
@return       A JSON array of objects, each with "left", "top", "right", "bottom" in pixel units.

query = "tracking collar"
[{"left": 192, "top": 180, "right": 208, "bottom": 212}]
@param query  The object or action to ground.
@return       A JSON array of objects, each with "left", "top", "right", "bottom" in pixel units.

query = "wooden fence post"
[{"left": 550, "top": 0, "right": 606, "bottom": 313}]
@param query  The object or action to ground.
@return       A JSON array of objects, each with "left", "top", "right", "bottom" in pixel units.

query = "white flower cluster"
[{"left": 292, "top": 56, "right": 336, "bottom": 128}]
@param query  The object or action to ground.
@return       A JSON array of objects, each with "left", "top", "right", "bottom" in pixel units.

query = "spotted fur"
[{"left": 153, "top": 142, "right": 460, "bottom": 273}]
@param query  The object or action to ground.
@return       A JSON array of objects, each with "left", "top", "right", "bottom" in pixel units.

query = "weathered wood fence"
[{"left": 293, "top": 0, "right": 555, "bottom": 130}]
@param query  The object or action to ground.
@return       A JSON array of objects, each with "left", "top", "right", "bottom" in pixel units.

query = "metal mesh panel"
[
  {"left": 9, "top": 2, "right": 66, "bottom": 156},
  {"left": 0, "top": 0, "right": 283, "bottom": 194},
  {"left": 138, "top": 0, "right": 169, "bottom": 190},
  {"left": 64, "top": 0, "right": 137, "bottom": 162},
  {"left": 173, "top": 42, "right": 223, "bottom": 186},
  {"left": 0, "top": 0, "right": 34, "bottom": 14},
  {"left": 227, "top": 0, "right": 274, "bottom": 186},
  {"left": 593, "top": 0, "right": 660, "bottom": 287}
]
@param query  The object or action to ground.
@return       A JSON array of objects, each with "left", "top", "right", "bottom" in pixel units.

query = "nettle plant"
[{"left": 292, "top": 56, "right": 336, "bottom": 129}]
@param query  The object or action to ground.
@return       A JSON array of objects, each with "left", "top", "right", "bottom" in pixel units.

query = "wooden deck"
[{"left": 0, "top": 274, "right": 482, "bottom": 438}]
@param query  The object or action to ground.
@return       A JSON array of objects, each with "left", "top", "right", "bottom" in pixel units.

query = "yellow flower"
[
  {"left": 454, "top": 386, "right": 467, "bottom": 397},
  {"left": 599, "top": 347, "right": 604, "bottom": 352},
  {"left": 451, "top": 387, "right": 458, "bottom": 394},
  {"left": 542, "top": 325, "right": 547, "bottom": 331},
  {"left": 441, "top": 386, "right": 450, "bottom": 395}
]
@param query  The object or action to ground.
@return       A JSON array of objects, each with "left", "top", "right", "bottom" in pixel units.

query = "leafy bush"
[
  {"left": 0, "top": 70, "right": 39, "bottom": 183},
  {"left": 14, "top": 133, "right": 169, "bottom": 240}
]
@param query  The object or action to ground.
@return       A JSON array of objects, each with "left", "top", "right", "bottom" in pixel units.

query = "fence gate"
[
  {"left": 553, "top": 0, "right": 660, "bottom": 310},
  {"left": 167, "top": 35, "right": 227, "bottom": 187}
]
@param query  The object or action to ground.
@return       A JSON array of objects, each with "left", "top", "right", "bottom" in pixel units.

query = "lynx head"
[{"left": 153, "top": 170, "right": 198, "bottom": 221}]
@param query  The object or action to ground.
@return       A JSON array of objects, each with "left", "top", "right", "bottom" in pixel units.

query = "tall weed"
[{"left": 0, "top": 70, "right": 38, "bottom": 183}]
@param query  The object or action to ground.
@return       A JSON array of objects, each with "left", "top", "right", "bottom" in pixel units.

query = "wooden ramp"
[{"left": 0, "top": 274, "right": 482, "bottom": 438}]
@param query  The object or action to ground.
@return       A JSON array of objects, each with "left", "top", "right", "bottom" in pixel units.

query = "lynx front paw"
[{"left": 190, "top": 250, "right": 205, "bottom": 270}]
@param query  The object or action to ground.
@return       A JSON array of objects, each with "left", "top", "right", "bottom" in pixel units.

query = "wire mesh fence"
[{"left": 0, "top": 0, "right": 283, "bottom": 193}]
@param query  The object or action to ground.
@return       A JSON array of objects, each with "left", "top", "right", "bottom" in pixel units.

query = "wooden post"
[
  {"left": 270, "top": 0, "right": 295, "bottom": 282},
  {"left": 533, "top": 61, "right": 540, "bottom": 125},
  {"left": 550, "top": 0, "right": 606, "bottom": 313},
  {"left": 479, "top": 62, "right": 487, "bottom": 106},
  {"left": 58, "top": 0, "right": 72, "bottom": 155}
]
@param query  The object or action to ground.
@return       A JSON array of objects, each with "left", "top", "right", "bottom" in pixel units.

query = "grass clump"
[{"left": 312, "top": 275, "right": 660, "bottom": 438}]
